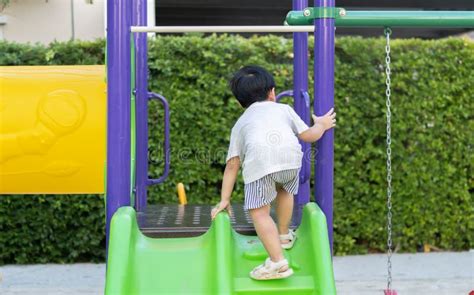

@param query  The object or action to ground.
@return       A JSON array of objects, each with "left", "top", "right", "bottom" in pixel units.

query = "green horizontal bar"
[
  {"left": 305, "top": 7, "right": 340, "bottom": 19},
  {"left": 286, "top": 10, "right": 474, "bottom": 28}
]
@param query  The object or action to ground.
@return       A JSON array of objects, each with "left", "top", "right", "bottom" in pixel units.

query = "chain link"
[{"left": 384, "top": 27, "right": 393, "bottom": 292}]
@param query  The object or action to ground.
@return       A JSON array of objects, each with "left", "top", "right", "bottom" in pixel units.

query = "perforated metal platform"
[{"left": 137, "top": 204, "right": 273, "bottom": 238}]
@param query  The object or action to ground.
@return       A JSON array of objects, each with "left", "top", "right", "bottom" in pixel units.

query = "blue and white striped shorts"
[{"left": 244, "top": 169, "right": 300, "bottom": 210}]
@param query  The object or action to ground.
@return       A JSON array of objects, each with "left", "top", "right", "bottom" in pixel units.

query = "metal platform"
[{"left": 137, "top": 204, "right": 262, "bottom": 238}]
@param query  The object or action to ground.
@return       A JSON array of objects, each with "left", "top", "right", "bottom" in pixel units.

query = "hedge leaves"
[{"left": 0, "top": 36, "right": 472, "bottom": 263}]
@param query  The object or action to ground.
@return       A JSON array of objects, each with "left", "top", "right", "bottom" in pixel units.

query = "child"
[{"left": 211, "top": 65, "right": 336, "bottom": 280}]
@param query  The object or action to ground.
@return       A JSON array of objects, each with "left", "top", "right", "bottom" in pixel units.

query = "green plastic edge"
[
  {"left": 105, "top": 202, "right": 336, "bottom": 294},
  {"left": 304, "top": 203, "right": 337, "bottom": 294}
]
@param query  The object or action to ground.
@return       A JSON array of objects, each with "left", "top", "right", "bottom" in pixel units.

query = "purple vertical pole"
[
  {"left": 133, "top": 0, "right": 148, "bottom": 211},
  {"left": 314, "top": 0, "right": 335, "bottom": 253},
  {"left": 292, "top": 0, "right": 311, "bottom": 226},
  {"left": 106, "top": 0, "right": 132, "bottom": 249}
]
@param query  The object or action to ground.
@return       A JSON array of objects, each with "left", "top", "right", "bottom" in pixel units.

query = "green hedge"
[{"left": 0, "top": 36, "right": 472, "bottom": 264}]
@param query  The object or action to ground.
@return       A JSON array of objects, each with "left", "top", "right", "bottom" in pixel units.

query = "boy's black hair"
[{"left": 229, "top": 65, "right": 276, "bottom": 108}]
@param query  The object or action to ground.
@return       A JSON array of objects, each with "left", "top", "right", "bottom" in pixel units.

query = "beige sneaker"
[
  {"left": 280, "top": 229, "right": 297, "bottom": 249},
  {"left": 249, "top": 258, "right": 293, "bottom": 280}
]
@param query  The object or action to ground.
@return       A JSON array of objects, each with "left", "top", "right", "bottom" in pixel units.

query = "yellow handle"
[{"left": 176, "top": 183, "right": 188, "bottom": 205}]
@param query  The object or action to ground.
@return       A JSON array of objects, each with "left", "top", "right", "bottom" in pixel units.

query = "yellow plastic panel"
[{"left": 0, "top": 65, "right": 106, "bottom": 194}]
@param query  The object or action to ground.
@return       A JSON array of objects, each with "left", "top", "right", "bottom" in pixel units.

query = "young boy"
[{"left": 211, "top": 65, "right": 336, "bottom": 280}]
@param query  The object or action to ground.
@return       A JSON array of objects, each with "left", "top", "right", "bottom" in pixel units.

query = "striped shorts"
[{"left": 244, "top": 169, "right": 300, "bottom": 210}]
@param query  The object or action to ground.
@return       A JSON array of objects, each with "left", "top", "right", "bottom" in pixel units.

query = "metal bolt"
[
  {"left": 303, "top": 9, "right": 311, "bottom": 17},
  {"left": 339, "top": 8, "right": 346, "bottom": 17}
]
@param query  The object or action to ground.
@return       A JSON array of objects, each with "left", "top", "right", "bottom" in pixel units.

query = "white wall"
[{"left": 1, "top": 0, "right": 105, "bottom": 44}]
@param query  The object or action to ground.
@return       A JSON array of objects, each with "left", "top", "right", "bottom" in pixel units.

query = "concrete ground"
[{"left": 0, "top": 251, "right": 472, "bottom": 294}]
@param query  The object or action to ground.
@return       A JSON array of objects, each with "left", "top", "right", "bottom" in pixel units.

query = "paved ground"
[
  {"left": 0, "top": 251, "right": 472, "bottom": 294},
  {"left": 333, "top": 251, "right": 473, "bottom": 295}
]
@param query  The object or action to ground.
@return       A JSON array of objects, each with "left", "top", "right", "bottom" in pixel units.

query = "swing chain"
[{"left": 384, "top": 26, "right": 393, "bottom": 292}]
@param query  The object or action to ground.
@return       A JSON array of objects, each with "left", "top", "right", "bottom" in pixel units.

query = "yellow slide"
[{"left": 0, "top": 65, "right": 106, "bottom": 194}]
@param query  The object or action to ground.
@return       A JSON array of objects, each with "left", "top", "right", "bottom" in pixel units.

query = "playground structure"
[
  {"left": 0, "top": 0, "right": 473, "bottom": 294},
  {"left": 104, "top": 1, "right": 473, "bottom": 293}
]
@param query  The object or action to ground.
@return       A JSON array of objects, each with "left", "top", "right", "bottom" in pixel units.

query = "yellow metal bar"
[{"left": 176, "top": 183, "right": 188, "bottom": 205}]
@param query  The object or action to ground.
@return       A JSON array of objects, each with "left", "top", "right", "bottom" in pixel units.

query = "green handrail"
[{"left": 286, "top": 9, "right": 474, "bottom": 28}]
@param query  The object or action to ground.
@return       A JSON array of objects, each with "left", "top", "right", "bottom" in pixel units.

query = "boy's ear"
[{"left": 268, "top": 88, "right": 276, "bottom": 101}]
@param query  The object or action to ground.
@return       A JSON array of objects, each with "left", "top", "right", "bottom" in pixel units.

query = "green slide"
[{"left": 105, "top": 202, "right": 336, "bottom": 294}]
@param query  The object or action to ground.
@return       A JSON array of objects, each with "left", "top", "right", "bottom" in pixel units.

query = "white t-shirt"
[{"left": 226, "top": 101, "right": 309, "bottom": 184}]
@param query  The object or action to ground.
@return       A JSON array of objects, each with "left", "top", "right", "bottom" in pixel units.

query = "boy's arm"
[
  {"left": 298, "top": 108, "right": 336, "bottom": 143},
  {"left": 298, "top": 123, "right": 326, "bottom": 143},
  {"left": 211, "top": 156, "right": 240, "bottom": 219}
]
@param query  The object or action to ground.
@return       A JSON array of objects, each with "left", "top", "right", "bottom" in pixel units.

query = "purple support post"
[
  {"left": 106, "top": 0, "right": 132, "bottom": 249},
  {"left": 292, "top": 0, "right": 311, "bottom": 226},
  {"left": 314, "top": 0, "right": 335, "bottom": 253},
  {"left": 133, "top": 0, "right": 149, "bottom": 212}
]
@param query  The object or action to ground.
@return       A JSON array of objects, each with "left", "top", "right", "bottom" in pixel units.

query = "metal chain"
[{"left": 384, "top": 27, "right": 393, "bottom": 292}]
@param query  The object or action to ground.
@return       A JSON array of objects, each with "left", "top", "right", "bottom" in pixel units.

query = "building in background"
[
  {"left": 1, "top": 0, "right": 106, "bottom": 44},
  {"left": 0, "top": 0, "right": 155, "bottom": 44},
  {"left": 0, "top": 0, "right": 472, "bottom": 44}
]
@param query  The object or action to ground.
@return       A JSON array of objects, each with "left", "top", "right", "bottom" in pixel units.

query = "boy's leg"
[
  {"left": 275, "top": 187, "right": 294, "bottom": 239},
  {"left": 249, "top": 205, "right": 286, "bottom": 263}
]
